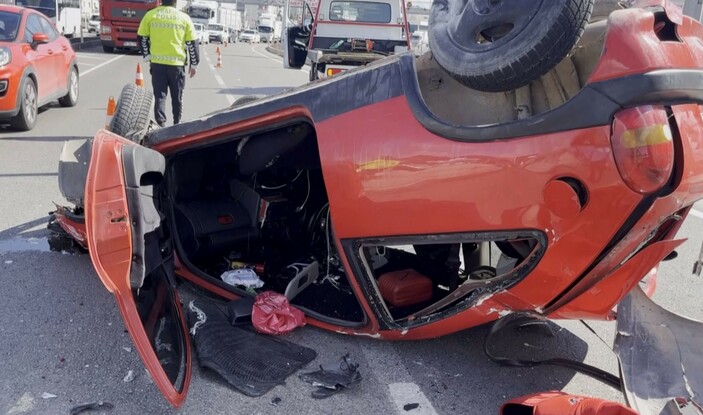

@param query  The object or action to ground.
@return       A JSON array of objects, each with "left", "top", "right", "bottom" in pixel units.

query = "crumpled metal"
[{"left": 251, "top": 291, "right": 306, "bottom": 335}]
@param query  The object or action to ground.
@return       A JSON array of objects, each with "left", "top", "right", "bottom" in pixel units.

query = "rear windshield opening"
[{"left": 329, "top": 1, "right": 392, "bottom": 23}]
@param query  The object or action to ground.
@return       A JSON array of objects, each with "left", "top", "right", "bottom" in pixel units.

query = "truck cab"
[{"left": 283, "top": 0, "right": 411, "bottom": 81}]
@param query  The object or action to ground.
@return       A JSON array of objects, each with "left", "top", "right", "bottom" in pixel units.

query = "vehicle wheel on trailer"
[
  {"left": 230, "top": 95, "right": 264, "bottom": 108},
  {"left": 102, "top": 44, "right": 114, "bottom": 53},
  {"left": 10, "top": 77, "right": 38, "bottom": 131},
  {"left": 109, "top": 83, "right": 153, "bottom": 143},
  {"left": 59, "top": 66, "right": 79, "bottom": 107},
  {"left": 429, "top": 0, "right": 594, "bottom": 92}
]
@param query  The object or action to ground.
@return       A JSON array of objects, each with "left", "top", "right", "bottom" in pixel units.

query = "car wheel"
[
  {"left": 109, "top": 83, "right": 153, "bottom": 143},
  {"left": 429, "top": 0, "right": 594, "bottom": 92},
  {"left": 10, "top": 77, "right": 38, "bottom": 131},
  {"left": 59, "top": 66, "right": 79, "bottom": 107},
  {"left": 102, "top": 44, "right": 114, "bottom": 53}
]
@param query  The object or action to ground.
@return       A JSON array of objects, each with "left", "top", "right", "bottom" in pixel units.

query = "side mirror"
[{"left": 32, "top": 33, "right": 50, "bottom": 47}]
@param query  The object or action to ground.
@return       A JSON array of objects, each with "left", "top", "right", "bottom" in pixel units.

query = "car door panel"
[
  {"left": 23, "top": 14, "right": 54, "bottom": 99},
  {"left": 39, "top": 15, "right": 68, "bottom": 95},
  {"left": 84, "top": 130, "right": 191, "bottom": 407}
]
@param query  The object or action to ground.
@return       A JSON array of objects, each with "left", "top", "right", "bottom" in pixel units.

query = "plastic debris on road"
[
  {"left": 299, "top": 354, "right": 362, "bottom": 399},
  {"left": 252, "top": 291, "right": 305, "bottom": 335},
  {"left": 123, "top": 370, "right": 135, "bottom": 382},
  {"left": 500, "top": 392, "right": 638, "bottom": 415},
  {"left": 70, "top": 401, "right": 114, "bottom": 415},
  {"left": 41, "top": 392, "right": 57, "bottom": 399},
  {"left": 221, "top": 269, "right": 264, "bottom": 289}
]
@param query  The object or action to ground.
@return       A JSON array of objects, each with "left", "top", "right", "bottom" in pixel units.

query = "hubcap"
[{"left": 24, "top": 82, "right": 36, "bottom": 124}]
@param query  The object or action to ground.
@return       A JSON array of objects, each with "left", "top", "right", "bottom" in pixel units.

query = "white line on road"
[
  {"left": 80, "top": 54, "right": 126, "bottom": 76},
  {"left": 250, "top": 44, "right": 309, "bottom": 74},
  {"left": 388, "top": 383, "right": 439, "bottom": 415},
  {"left": 75, "top": 54, "right": 111, "bottom": 61},
  {"left": 77, "top": 62, "right": 96, "bottom": 67},
  {"left": 203, "top": 53, "right": 234, "bottom": 105},
  {"left": 690, "top": 209, "right": 703, "bottom": 219}
]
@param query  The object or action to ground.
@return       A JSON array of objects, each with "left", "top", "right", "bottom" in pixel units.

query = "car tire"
[
  {"left": 109, "top": 83, "right": 153, "bottom": 143},
  {"left": 59, "top": 66, "right": 79, "bottom": 107},
  {"left": 102, "top": 44, "right": 114, "bottom": 53},
  {"left": 429, "top": 0, "right": 594, "bottom": 92},
  {"left": 10, "top": 77, "right": 38, "bottom": 131}
]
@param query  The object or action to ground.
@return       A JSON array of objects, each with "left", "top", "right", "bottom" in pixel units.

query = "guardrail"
[{"left": 70, "top": 36, "right": 101, "bottom": 51}]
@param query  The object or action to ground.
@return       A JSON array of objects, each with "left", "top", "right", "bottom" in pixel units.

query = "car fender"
[{"left": 63, "top": 57, "right": 78, "bottom": 91}]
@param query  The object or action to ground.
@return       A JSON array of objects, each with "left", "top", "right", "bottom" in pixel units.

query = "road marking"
[
  {"left": 691, "top": 209, "right": 703, "bottom": 219},
  {"left": 77, "top": 62, "right": 96, "bottom": 67},
  {"left": 75, "top": 54, "right": 111, "bottom": 60},
  {"left": 204, "top": 51, "right": 234, "bottom": 105},
  {"left": 250, "top": 44, "right": 309, "bottom": 74},
  {"left": 388, "top": 383, "right": 439, "bottom": 415},
  {"left": 358, "top": 342, "right": 438, "bottom": 415},
  {"left": 80, "top": 54, "right": 125, "bottom": 76}
]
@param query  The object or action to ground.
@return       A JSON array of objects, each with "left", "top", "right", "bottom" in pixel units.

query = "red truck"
[{"left": 99, "top": 0, "right": 185, "bottom": 53}]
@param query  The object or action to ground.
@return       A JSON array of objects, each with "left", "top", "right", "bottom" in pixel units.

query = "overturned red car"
[{"left": 50, "top": 0, "right": 703, "bottom": 412}]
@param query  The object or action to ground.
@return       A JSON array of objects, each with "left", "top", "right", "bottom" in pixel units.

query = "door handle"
[
  {"left": 47, "top": 49, "right": 54, "bottom": 55},
  {"left": 62, "top": 45, "right": 68, "bottom": 50}
]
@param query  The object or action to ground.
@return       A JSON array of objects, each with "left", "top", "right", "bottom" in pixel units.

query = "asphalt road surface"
[{"left": 1, "top": 41, "right": 703, "bottom": 415}]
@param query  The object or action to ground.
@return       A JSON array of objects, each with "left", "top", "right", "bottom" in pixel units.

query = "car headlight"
[
  {"left": 0, "top": 47, "right": 11, "bottom": 67},
  {"left": 100, "top": 25, "right": 111, "bottom": 34}
]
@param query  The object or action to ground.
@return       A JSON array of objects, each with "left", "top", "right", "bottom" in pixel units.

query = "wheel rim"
[
  {"left": 24, "top": 81, "right": 37, "bottom": 124},
  {"left": 443, "top": 0, "right": 545, "bottom": 53},
  {"left": 69, "top": 69, "right": 78, "bottom": 102}
]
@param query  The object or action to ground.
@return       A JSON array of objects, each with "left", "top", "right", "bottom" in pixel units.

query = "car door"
[
  {"left": 22, "top": 13, "right": 55, "bottom": 98},
  {"left": 38, "top": 14, "right": 68, "bottom": 95},
  {"left": 283, "top": 0, "right": 313, "bottom": 69},
  {"left": 84, "top": 131, "right": 191, "bottom": 407}
]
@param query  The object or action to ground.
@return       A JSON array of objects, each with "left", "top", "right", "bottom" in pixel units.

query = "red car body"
[
  {"left": 52, "top": 0, "right": 703, "bottom": 409},
  {"left": 0, "top": 5, "right": 78, "bottom": 129}
]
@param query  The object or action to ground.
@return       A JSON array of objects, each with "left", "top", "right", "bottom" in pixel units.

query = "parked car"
[
  {"left": 238, "top": 29, "right": 260, "bottom": 43},
  {"left": 207, "top": 23, "right": 228, "bottom": 43},
  {"left": 193, "top": 22, "right": 208, "bottom": 44},
  {"left": 50, "top": 2, "right": 703, "bottom": 413},
  {"left": 0, "top": 4, "right": 79, "bottom": 131},
  {"left": 87, "top": 14, "right": 100, "bottom": 33}
]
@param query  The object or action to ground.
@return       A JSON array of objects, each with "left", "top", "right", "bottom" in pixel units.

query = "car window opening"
[{"left": 167, "top": 122, "right": 366, "bottom": 324}]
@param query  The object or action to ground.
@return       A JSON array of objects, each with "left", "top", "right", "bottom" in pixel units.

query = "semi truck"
[
  {"left": 99, "top": 0, "right": 185, "bottom": 53},
  {"left": 187, "top": 0, "right": 219, "bottom": 26}
]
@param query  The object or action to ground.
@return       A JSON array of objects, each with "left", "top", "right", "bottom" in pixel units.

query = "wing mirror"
[{"left": 32, "top": 33, "right": 50, "bottom": 47}]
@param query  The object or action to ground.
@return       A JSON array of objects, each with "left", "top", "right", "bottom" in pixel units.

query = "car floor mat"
[{"left": 186, "top": 300, "right": 317, "bottom": 397}]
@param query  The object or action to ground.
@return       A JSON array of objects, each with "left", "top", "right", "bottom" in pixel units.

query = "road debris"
[
  {"left": 252, "top": 291, "right": 305, "bottom": 335},
  {"left": 4, "top": 260, "right": 12, "bottom": 264},
  {"left": 70, "top": 401, "right": 114, "bottom": 415},
  {"left": 299, "top": 354, "right": 362, "bottom": 399},
  {"left": 270, "top": 397, "right": 282, "bottom": 406},
  {"left": 41, "top": 392, "right": 57, "bottom": 399},
  {"left": 123, "top": 370, "right": 135, "bottom": 382},
  {"left": 404, "top": 403, "right": 420, "bottom": 411},
  {"left": 122, "top": 347, "right": 132, "bottom": 353}
]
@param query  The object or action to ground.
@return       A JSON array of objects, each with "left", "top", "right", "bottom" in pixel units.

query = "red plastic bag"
[
  {"left": 501, "top": 392, "right": 639, "bottom": 415},
  {"left": 252, "top": 291, "right": 306, "bottom": 335}
]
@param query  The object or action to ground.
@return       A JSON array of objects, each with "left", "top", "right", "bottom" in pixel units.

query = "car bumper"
[{"left": 0, "top": 75, "right": 19, "bottom": 117}]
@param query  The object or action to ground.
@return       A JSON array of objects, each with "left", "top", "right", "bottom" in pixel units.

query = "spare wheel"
[{"left": 429, "top": 0, "right": 594, "bottom": 92}]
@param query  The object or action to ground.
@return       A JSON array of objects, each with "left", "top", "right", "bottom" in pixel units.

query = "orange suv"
[{"left": 0, "top": 4, "right": 78, "bottom": 131}]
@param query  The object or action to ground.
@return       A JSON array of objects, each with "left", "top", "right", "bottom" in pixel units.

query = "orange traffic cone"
[
  {"left": 135, "top": 63, "right": 144, "bottom": 87},
  {"left": 216, "top": 47, "right": 223, "bottom": 68},
  {"left": 105, "top": 96, "right": 116, "bottom": 128}
]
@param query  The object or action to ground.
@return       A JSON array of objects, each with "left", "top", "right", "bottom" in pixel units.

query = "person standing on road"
[{"left": 137, "top": 0, "right": 199, "bottom": 127}]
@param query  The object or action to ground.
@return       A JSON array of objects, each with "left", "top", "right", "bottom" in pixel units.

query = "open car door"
[
  {"left": 283, "top": 0, "right": 313, "bottom": 69},
  {"left": 84, "top": 130, "right": 190, "bottom": 407}
]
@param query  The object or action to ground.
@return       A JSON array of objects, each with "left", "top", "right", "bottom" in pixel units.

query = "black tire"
[
  {"left": 429, "top": 0, "right": 594, "bottom": 92},
  {"left": 109, "top": 83, "right": 153, "bottom": 143},
  {"left": 10, "top": 77, "right": 38, "bottom": 131},
  {"left": 59, "top": 66, "right": 79, "bottom": 107},
  {"left": 102, "top": 44, "right": 114, "bottom": 53},
  {"left": 230, "top": 95, "right": 263, "bottom": 108}
]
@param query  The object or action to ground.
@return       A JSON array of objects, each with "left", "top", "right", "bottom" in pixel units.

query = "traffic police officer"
[{"left": 137, "top": 0, "right": 199, "bottom": 127}]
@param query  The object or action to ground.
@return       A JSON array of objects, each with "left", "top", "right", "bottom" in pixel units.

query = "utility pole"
[{"left": 683, "top": 0, "right": 703, "bottom": 21}]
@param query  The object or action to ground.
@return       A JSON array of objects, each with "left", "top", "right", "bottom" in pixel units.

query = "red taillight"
[
  {"left": 611, "top": 106, "right": 674, "bottom": 194},
  {"left": 326, "top": 68, "right": 344, "bottom": 77}
]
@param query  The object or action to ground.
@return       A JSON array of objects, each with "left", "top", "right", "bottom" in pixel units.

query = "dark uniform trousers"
[{"left": 150, "top": 63, "right": 186, "bottom": 126}]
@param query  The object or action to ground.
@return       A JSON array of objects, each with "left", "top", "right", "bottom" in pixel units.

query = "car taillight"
[
  {"left": 611, "top": 106, "right": 674, "bottom": 194},
  {"left": 326, "top": 68, "right": 344, "bottom": 77}
]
